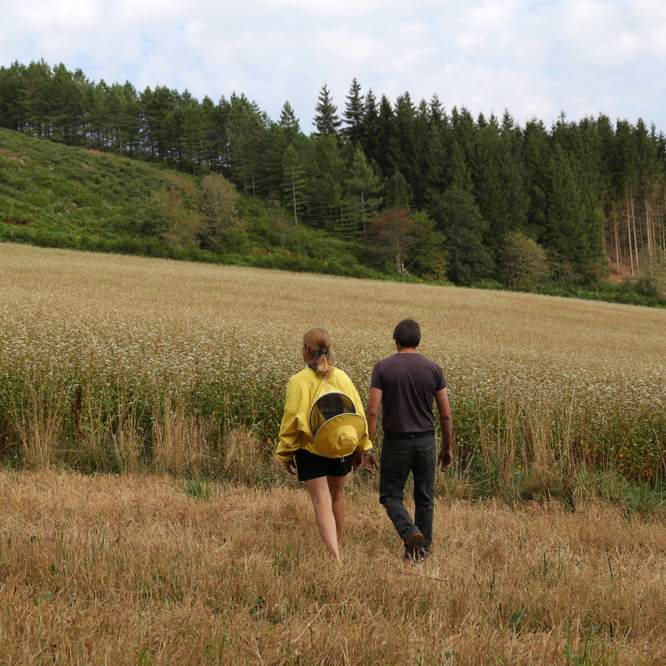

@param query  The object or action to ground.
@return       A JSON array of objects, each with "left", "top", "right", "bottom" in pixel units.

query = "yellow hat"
[{"left": 309, "top": 391, "right": 367, "bottom": 458}]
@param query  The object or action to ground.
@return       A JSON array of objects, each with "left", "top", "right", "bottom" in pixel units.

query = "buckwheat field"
[{"left": 1, "top": 242, "right": 665, "bottom": 665}]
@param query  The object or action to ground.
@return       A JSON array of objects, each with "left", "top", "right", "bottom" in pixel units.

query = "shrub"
[
  {"left": 635, "top": 251, "right": 666, "bottom": 298},
  {"left": 500, "top": 231, "right": 550, "bottom": 289}
]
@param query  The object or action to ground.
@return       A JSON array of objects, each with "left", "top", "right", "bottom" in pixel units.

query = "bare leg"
[
  {"left": 327, "top": 475, "right": 346, "bottom": 544},
  {"left": 304, "top": 476, "right": 340, "bottom": 560}
]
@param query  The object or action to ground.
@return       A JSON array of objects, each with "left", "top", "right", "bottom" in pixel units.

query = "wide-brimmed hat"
[{"left": 309, "top": 391, "right": 366, "bottom": 458}]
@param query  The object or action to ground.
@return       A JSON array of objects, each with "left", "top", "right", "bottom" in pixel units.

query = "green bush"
[{"left": 500, "top": 231, "right": 550, "bottom": 289}]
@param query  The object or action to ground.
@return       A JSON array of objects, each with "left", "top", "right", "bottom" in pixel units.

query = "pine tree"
[
  {"left": 473, "top": 115, "right": 528, "bottom": 271},
  {"left": 360, "top": 89, "right": 379, "bottom": 163},
  {"left": 343, "top": 78, "right": 364, "bottom": 145},
  {"left": 384, "top": 170, "right": 412, "bottom": 209},
  {"left": 313, "top": 84, "right": 341, "bottom": 136},
  {"left": 523, "top": 119, "right": 551, "bottom": 239},
  {"left": 225, "top": 94, "right": 270, "bottom": 197},
  {"left": 281, "top": 143, "right": 307, "bottom": 225},
  {"left": 545, "top": 144, "right": 595, "bottom": 281},
  {"left": 375, "top": 95, "right": 394, "bottom": 176},
  {"left": 345, "top": 146, "right": 381, "bottom": 237},
  {"left": 306, "top": 133, "right": 344, "bottom": 229},
  {"left": 389, "top": 93, "right": 419, "bottom": 203},
  {"left": 278, "top": 101, "right": 300, "bottom": 142},
  {"left": 432, "top": 141, "right": 494, "bottom": 284}
]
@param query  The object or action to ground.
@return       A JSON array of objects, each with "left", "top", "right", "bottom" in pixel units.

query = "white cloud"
[{"left": 1, "top": 0, "right": 665, "bottom": 130}]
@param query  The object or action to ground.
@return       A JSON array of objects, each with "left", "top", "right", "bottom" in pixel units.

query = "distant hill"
[{"left": 0, "top": 128, "right": 380, "bottom": 278}]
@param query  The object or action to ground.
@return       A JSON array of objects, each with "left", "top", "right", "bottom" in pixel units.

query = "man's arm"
[
  {"left": 366, "top": 388, "right": 382, "bottom": 443},
  {"left": 355, "top": 387, "right": 382, "bottom": 472},
  {"left": 435, "top": 388, "right": 453, "bottom": 470}
]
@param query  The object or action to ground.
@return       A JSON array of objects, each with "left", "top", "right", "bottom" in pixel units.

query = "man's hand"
[
  {"left": 438, "top": 446, "right": 453, "bottom": 470},
  {"left": 281, "top": 457, "right": 296, "bottom": 475}
]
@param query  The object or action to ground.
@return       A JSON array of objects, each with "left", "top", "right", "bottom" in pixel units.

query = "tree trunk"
[
  {"left": 291, "top": 170, "right": 298, "bottom": 225},
  {"left": 630, "top": 193, "right": 639, "bottom": 273},
  {"left": 361, "top": 190, "right": 366, "bottom": 240},
  {"left": 626, "top": 193, "right": 634, "bottom": 276}
]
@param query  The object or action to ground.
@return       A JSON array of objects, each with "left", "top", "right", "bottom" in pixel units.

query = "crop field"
[
  {"left": 1, "top": 243, "right": 666, "bottom": 664},
  {"left": 0, "top": 242, "right": 664, "bottom": 495}
]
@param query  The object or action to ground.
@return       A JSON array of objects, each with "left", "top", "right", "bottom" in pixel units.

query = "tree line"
[{"left": 1, "top": 60, "right": 665, "bottom": 287}]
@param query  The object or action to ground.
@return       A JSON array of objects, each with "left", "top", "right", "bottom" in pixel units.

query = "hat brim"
[{"left": 312, "top": 413, "right": 367, "bottom": 458}]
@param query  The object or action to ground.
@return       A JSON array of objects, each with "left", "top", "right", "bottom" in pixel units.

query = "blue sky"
[{"left": 2, "top": 0, "right": 665, "bottom": 132}]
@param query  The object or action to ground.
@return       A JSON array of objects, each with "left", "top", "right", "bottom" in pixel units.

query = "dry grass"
[{"left": 0, "top": 469, "right": 664, "bottom": 665}]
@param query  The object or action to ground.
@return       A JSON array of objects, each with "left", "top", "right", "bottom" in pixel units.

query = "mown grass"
[{"left": 0, "top": 470, "right": 664, "bottom": 665}]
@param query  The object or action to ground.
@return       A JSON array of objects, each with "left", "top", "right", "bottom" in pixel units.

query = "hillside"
[
  {"left": 2, "top": 127, "right": 665, "bottom": 305},
  {"left": 0, "top": 128, "right": 379, "bottom": 278}
]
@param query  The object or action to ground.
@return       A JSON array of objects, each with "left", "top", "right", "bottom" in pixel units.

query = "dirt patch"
[
  {"left": 607, "top": 260, "right": 633, "bottom": 284},
  {"left": 0, "top": 148, "right": 26, "bottom": 164}
]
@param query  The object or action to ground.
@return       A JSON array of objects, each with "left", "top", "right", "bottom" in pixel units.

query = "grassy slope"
[
  {"left": 0, "top": 128, "right": 380, "bottom": 278},
  {"left": 0, "top": 128, "right": 176, "bottom": 241}
]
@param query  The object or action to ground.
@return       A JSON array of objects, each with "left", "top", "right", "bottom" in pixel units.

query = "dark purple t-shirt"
[{"left": 370, "top": 352, "right": 446, "bottom": 434}]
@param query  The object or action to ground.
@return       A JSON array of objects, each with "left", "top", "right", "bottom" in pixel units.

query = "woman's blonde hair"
[{"left": 303, "top": 328, "right": 335, "bottom": 379}]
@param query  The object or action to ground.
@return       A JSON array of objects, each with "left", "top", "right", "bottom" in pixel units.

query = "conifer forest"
[{"left": 1, "top": 60, "right": 665, "bottom": 292}]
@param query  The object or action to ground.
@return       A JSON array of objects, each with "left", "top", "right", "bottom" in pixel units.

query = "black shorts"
[{"left": 295, "top": 448, "right": 354, "bottom": 482}]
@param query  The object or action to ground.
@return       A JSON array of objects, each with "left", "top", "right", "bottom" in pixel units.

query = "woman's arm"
[{"left": 276, "top": 378, "right": 304, "bottom": 469}]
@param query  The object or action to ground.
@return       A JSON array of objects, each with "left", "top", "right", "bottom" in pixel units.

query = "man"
[{"left": 366, "top": 318, "right": 453, "bottom": 560}]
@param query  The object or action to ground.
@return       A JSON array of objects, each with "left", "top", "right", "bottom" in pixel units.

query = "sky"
[{"left": 2, "top": 0, "right": 666, "bottom": 133}]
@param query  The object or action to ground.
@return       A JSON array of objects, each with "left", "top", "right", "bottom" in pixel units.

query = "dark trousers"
[{"left": 379, "top": 432, "right": 436, "bottom": 550}]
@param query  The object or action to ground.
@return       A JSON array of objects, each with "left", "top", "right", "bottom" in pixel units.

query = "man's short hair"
[{"left": 393, "top": 319, "right": 421, "bottom": 348}]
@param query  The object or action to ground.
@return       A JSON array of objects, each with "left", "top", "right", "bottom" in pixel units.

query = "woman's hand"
[
  {"left": 281, "top": 457, "right": 296, "bottom": 475},
  {"left": 354, "top": 449, "right": 378, "bottom": 473},
  {"left": 362, "top": 450, "right": 378, "bottom": 472}
]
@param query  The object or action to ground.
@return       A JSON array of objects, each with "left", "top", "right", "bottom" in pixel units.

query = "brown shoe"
[{"left": 404, "top": 529, "right": 425, "bottom": 560}]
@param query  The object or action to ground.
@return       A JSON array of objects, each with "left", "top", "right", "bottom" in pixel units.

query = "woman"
[{"left": 276, "top": 328, "right": 377, "bottom": 560}]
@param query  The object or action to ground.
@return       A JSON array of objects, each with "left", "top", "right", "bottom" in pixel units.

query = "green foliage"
[
  {"left": 433, "top": 183, "right": 494, "bottom": 285},
  {"left": 313, "top": 84, "right": 341, "bottom": 136},
  {"left": 500, "top": 231, "right": 550, "bottom": 289},
  {"left": 183, "top": 477, "right": 213, "bottom": 501},
  {"left": 152, "top": 185, "right": 202, "bottom": 249},
  {"left": 369, "top": 207, "right": 415, "bottom": 274},
  {"left": 198, "top": 173, "right": 246, "bottom": 252},
  {"left": 280, "top": 142, "right": 307, "bottom": 226},
  {"left": 634, "top": 251, "right": 666, "bottom": 298},
  {"left": 345, "top": 146, "right": 381, "bottom": 237},
  {"left": 408, "top": 210, "right": 447, "bottom": 279}
]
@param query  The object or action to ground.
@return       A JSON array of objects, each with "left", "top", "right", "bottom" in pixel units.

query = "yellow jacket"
[{"left": 276, "top": 366, "right": 372, "bottom": 462}]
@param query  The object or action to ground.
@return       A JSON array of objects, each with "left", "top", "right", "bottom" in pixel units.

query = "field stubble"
[
  {"left": 0, "top": 470, "right": 664, "bottom": 665},
  {"left": 0, "top": 243, "right": 665, "bottom": 498}
]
